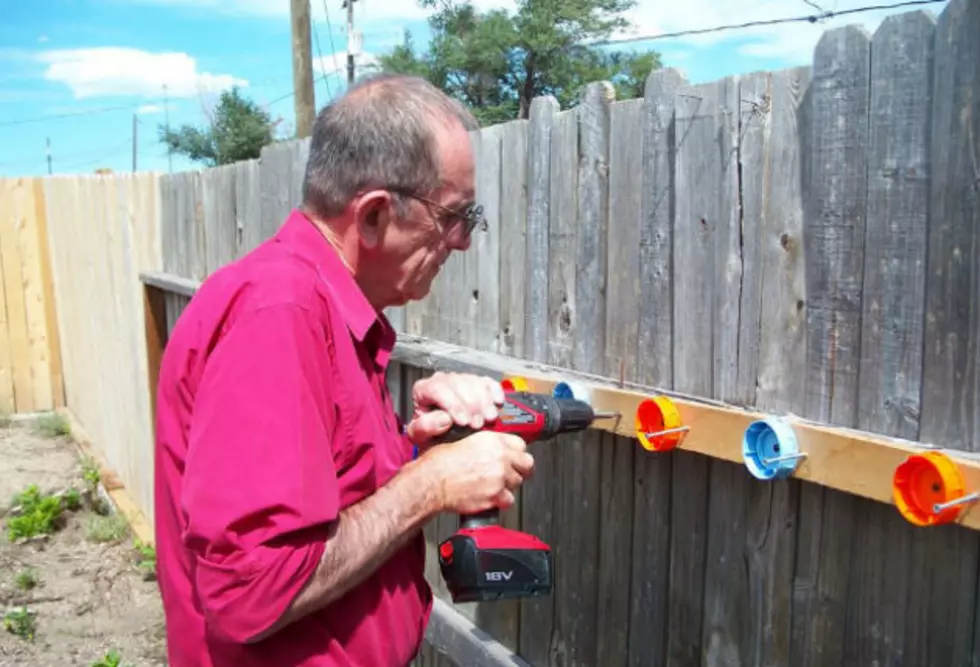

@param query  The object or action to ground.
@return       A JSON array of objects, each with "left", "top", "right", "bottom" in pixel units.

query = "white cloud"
[
  {"left": 37, "top": 35, "right": 49, "bottom": 43},
  {"left": 137, "top": 103, "right": 164, "bottom": 114},
  {"left": 36, "top": 47, "right": 247, "bottom": 99}
]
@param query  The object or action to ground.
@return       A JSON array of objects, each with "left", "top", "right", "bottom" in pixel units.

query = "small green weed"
[
  {"left": 80, "top": 456, "right": 101, "bottom": 491},
  {"left": 91, "top": 649, "right": 126, "bottom": 667},
  {"left": 5, "top": 485, "right": 66, "bottom": 541},
  {"left": 78, "top": 456, "right": 112, "bottom": 514},
  {"left": 133, "top": 539, "right": 157, "bottom": 580},
  {"left": 3, "top": 607, "right": 36, "bottom": 641},
  {"left": 62, "top": 486, "right": 82, "bottom": 511},
  {"left": 15, "top": 568, "right": 39, "bottom": 591}
]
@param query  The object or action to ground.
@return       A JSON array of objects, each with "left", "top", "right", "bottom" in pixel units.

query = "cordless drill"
[{"left": 433, "top": 390, "right": 615, "bottom": 603}]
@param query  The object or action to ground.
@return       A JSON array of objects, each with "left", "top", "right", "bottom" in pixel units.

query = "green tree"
[
  {"left": 158, "top": 87, "right": 278, "bottom": 167},
  {"left": 377, "top": 0, "right": 661, "bottom": 124}
]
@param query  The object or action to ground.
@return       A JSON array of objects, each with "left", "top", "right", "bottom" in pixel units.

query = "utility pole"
[
  {"left": 132, "top": 113, "right": 138, "bottom": 172},
  {"left": 290, "top": 0, "right": 315, "bottom": 138},
  {"left": 345, "top": 0, "right": 356, "bottom": 85}
]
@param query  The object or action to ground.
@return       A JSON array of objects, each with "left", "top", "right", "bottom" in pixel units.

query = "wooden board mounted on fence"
[
  {"left": 138, "top": 269, "right": 980, "bottom": 534},
  {"left": 387, "top": 333, "right": 980, "bottom": 534}
]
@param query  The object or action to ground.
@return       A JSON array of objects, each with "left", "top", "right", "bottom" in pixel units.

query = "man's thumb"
[{"left": 407, "top": 410, "right": 453, "bottom": 443}]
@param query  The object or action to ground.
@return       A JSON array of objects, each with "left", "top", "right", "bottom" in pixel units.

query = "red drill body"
[{"left": 433, "top": 390, "right": 610, "bottom": 603}]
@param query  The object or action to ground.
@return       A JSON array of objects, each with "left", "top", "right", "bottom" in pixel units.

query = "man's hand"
[
  {"left": 419, "top": 430, "right": 534, "bottom": 514},
  {"left": 406, "top": 372, "right": 505, "bottom": 447}
]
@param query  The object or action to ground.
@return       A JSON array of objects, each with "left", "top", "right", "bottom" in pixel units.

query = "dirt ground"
[{"left": 0, "top": 416, "right": 167, "bottom": 667}]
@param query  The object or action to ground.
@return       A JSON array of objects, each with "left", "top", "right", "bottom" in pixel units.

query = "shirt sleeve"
[{"left": 180, "top": 302, "right": 341, "bottom": 644}]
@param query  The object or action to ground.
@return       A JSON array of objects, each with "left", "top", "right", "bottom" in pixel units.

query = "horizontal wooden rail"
[
  {"left": 140, "top": 269, "right": 980, "bottom": 534},
  {"left": 141, "top": 270, "right": 199, "bottom": 298}
]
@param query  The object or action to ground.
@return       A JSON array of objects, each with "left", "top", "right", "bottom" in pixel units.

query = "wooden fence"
[
  {"left": 41, "top": 173, "right": 162, "bottom": 524},
  {"left": 2, "top": 1, "right": 979, "bottom": 664},
  {"left": 0, "top": 178, "right": 63, "bottom": 416}
]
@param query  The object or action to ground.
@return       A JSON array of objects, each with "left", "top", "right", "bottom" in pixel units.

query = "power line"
[
  {"left": 0, "top": 75, "right": 296, "bottom": 131},
  {"left": 801, "top": 0, "right": 830, "bottom": 14},
  {"left": 590, "top": 0, "right": 946, "bottom": 46},
  {"left": 0, "top": 101, "right": 163, "bottom": 129},
  {"left": 0, "top": 0, "right": 945, "bottom": 136},
  {"left": 320, "top": 0, "right": 339, "bottom": 97}
]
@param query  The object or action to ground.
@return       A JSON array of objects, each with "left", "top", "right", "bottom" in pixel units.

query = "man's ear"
[{"left": 351, "top": 190, "right": 392, "bottom": 250}]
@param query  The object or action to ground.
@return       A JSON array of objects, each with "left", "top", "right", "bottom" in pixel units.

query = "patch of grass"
[
  {"left": 3, "top": 607, "right": 36, "bottom": 642},
  {"left": 15, "top": 568, "right": 39, "bottom": 591},
  {"left": 5, "top": 485, "right": 67, "bottom": 541},
  {"left": 85, "top": 513, "right": 130, "bottom": 544},
  {"left": 35, "top": 412, "right": 70, "bottom": 438}
]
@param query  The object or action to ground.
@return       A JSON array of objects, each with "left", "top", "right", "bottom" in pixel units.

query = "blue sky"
[{"left": 0, "top": 0, "right": 949, "bottom": 178}]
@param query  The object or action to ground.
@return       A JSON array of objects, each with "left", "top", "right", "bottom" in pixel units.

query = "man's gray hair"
[{"left": 301, "top": 73, "right": 479, "bottom": 219}]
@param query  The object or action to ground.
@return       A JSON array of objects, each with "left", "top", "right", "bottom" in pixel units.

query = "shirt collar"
[{"left": 274, "top": 209, "right": 395, "bottom": 366}]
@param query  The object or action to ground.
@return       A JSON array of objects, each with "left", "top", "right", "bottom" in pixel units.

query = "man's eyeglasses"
[{"left": 391, "top": 189, "right": 488, "bottom": 237}]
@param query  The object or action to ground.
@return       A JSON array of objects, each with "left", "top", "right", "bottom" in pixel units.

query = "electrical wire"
[
  {"left": 0, "top": 0, "right": 947, "bottom": 147},
  {"left": 801, "top": 0, "right": 830, "bottom": 14},
  {"left": 588, "top": 0, "right": 945, "bottom": 46},
  {"left": 0, "top": 100, "right": 166, "bottom": 129},
  {"left": 312, "top": 13, "right": 333, "bottom": 98},
  {"left": 321, "top": 0, "right": 340, "bottom": 94},
  {"left": 0, "top": 75, "right": 296, "bottom": 131}
]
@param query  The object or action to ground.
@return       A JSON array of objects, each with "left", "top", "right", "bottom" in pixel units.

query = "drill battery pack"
[{"left": 437, "top": 525, "right": 553, "bottom": 603}]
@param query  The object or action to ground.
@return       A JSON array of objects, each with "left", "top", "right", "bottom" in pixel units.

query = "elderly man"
[{"left": 153, "top": 73, "right": 535, "bottom": 667}]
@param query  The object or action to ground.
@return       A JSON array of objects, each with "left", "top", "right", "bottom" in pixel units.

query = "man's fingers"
[
  {"left": 406, "top": 410, "right": 453, "bottom": 444},
  {"left": 450, "top": 376, "right": 498, "bottom": 424},
  {"left": 504, "top": 468, "right": 524, "bottom": 490},
  {"left": 488, "top": 379, "right": 506, "bottom": 405},
  {"left": 414, "top": 372, "right": 501, "bottom": 428},
  {"left": 500, "top": 434, "right": 528, "bottom": 453},
  {"left": 510, "top": 451, "right": 535, "bottom": 477},
  {"left": 476, "top": 379, "right": 502, "bottom": 421},
  {"left": 415, "top": 376, "right": 472, "bottom": 425},
  {"left": 446, "top": 375, "right": 491, "bottom": 424},
  {"left": 495, "top": 489, "right": 515, "bottom": 510}
]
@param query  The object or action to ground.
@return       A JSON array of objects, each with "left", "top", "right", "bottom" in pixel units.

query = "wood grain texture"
[
  {"left": 517, "top": 94, "right": 559, "bottom": 667},
  {"left": 498, "top": 119, "right": 528, "bottom": 360},
  {"left": 550, "top": 81, "right": 613, "bottom": 667},
  {"left": 202, "top": 164, "right": 238, "bottom": 274},
  {"left": 475, "top": 124, "right": 502, "bottom": 354},
  {"left": 596, "top": 94, "right": 639, "bottom": 667},
  {"left": 523, "top": 97, "right": 558, "bottom": 366},
  {"left": 844, "top": 11, "right": 936, "bottom": 666},
  {"left": 628, "top": 68, "right": 686, "bottom": 667},
  {"left": 906, "top": 1, "right": 980, "bottom": 665},
  {"left": 744, "top": 67, "right": 809, "bottom": 667},
  {"left": 793, "top": 24, "right": 871, "bottom": 667}
]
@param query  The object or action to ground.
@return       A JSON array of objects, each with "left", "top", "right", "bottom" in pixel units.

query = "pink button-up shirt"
[{"left": 153, "top": 209, "right": 432, "bottom": 667}]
